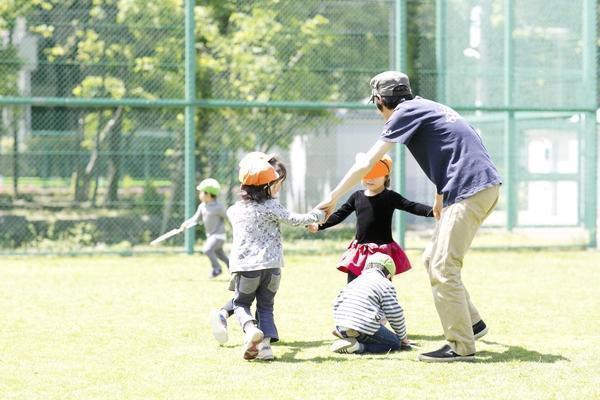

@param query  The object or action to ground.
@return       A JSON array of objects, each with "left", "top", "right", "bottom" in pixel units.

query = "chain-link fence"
[{"left": 0, "top": 0, "right": 598, "bottom": 254}]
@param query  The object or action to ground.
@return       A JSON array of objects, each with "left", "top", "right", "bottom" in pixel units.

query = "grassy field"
[{"left": 1, "top": 249, "right": 599, "bottom": 399}]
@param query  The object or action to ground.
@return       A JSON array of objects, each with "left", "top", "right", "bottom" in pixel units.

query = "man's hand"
[
  {"left": 316, "top": 140, "right": 393, "bottom": 220},
  {"left": 317, "top": 194, "right": 337, "bottom": 220},
  {"left": 432, "top": 194, "right": 443, "bottom": 221},
  {"left": 307, "top": 223, "right": 319, "bottom": 233}
]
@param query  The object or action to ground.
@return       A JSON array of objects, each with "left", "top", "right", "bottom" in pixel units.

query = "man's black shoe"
[
  {"left": 418, "top": 344, "right": 475, "bottom": 362},
  {"left": 473, "top": 320, "right": 488, "bottom": 340}
]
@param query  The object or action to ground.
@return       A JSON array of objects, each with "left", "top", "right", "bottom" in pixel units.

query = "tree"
[
  {"left": 196, "top": 1, "right": 340, "bottom": 202},
  {"left": 0, "top": 0, "right": 31, "bottom": 198},
  {"left": 15, "top": 0, "right": 403, "bottom": 216},
  {"left": 27, "top": 0, "right": 185, "bottom": 205}
]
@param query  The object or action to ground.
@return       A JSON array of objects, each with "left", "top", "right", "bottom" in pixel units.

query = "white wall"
[{"left": 285, "top": 110, "right": 437, "bottom": 228}]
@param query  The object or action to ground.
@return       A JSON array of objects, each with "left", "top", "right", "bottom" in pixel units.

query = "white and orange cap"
[
  {"left": 238, "top": 152, "right": 279, "bottom": 186},
  {"left": 363, "top": 153, "right": 392, "bottom": 180}
]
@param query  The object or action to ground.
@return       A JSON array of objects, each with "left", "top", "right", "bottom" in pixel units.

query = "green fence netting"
[{"left": 0, "top": 0, "right": 597, "bottom": 254}]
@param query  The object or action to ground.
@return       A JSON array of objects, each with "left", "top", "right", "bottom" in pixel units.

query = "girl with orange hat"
[
  {"left": 213, "top": 152, "right": 324, "bottom": 361},
  {"left": 308, "top": 153, "right": 433, "bottom": 283}
]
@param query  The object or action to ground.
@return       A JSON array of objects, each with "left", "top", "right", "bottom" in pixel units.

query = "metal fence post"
[
  {"left": 184, "top": 0, "right": 197, "bottom": 254},
  {"left": 393, "top": 0, "right": 407, "bottom": 248},
  {"left": 504, "top": 0, "right": 517, "bottom": 231},
  {"left": 583, "top": 0, "right": 597, "bottom": 248},
  {"left": 435, "top": 0, "right": 446, "bottom": 104}
]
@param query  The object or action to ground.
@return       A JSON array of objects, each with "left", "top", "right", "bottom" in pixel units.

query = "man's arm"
[
  {"left": 317, "top": 139, "right": 394, "bottom": 218},
  {"left": 432, "top": 193, "right": 443, "bottom": 221}
]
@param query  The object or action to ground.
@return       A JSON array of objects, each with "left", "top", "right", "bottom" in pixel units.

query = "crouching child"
[{"left": 331, "top": 253, "right": 411, "bottom": 354}]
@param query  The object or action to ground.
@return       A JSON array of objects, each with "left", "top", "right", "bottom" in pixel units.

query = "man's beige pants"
[{"left": 423, "top": 185, "right": 500, "bottom": 355}]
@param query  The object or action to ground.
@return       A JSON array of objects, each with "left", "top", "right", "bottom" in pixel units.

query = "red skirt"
[{"left": 338, "top": 240, "right": 411, "bottom": 277}]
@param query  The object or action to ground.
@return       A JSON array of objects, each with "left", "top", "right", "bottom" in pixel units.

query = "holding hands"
[
  {"left": 307, "top": 223, "right": 319, "bottom": 233},
  {"left": 316, "top": 193, "right": 337, "bottom": 221}
]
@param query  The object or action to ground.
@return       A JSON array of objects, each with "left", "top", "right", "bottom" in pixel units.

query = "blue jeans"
[
  {"left": 233, "top": 268, "right": 281, "bottom": 342},
  {"left": 338, "top": 325, "right": 401, "bottom": 354}
]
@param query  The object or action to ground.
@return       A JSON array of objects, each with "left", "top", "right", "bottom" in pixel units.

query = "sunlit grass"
[{"left": 1, "top": 250, "right": 598, "bottom": 399}]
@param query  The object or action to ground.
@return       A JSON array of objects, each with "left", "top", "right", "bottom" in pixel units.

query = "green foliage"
[
  {"left": 2, "top": 0, "right": 396, "bottom": 215},
  {"left": 136, "top": 181, "right": 164, "bottom": 215},
  {"left": 0, "top": 0, "right": 25, "bottom": 96},
  {"left": 0, "top": 46, "right": 22, "bottom": 96},
  {"left": 59, "top": 222, "right": 99, "bottom": 246},
  {"left": 195, "top": 1, "right": 348, "bottom": 195},
  {"left": 0, "top": 193, "right": 13, "bottom": 208},
  {"left": 0, "top": 215, "right": 34, "bottom": 247}
]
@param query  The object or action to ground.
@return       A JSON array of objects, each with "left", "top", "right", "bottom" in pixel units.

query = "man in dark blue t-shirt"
[{"left": 318, "top": 71, "right": 501, "bottom": 362}]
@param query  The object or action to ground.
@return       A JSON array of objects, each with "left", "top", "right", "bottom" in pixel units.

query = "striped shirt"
[{"left": 333, "top": 268, "right": 407, "bottom": 338}]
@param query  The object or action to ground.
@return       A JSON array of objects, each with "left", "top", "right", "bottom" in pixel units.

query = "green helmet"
[
  {"left": 365, "top": 253, "right": 396, "bottom": 277},
  {"left": 196, "top": 178, "right": 221, "bottom": 196}
]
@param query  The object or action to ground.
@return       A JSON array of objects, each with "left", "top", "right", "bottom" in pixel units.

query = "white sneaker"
[
  {"left": 209, "top": 309, "right": 228, "bottom": 344},
  {"left": 331, "top": 338, "right": 362, "bottom": 354},
  {"left": 243, "top": 326, "right": 264, "bottom": 360},
  {"left": 257, "top": 338, "right": 274, "bottom": 361}
]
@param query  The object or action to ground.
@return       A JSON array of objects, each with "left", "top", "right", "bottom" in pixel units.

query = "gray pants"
[
  {"left": 233, "top": 268, "right": 281, "bottom": 342},
  {"left": 203, "top": 236, "right": 229, "bottom": 273}
]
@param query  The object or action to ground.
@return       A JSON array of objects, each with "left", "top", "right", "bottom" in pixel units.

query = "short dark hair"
[
  {"left": 271, "top": 157, "right": 287, "bottom": 184},
  {"left": 240, "top": 155, "right": 287, "bottom": 203},
  {"left": 376, "top": 94, "right": 414, "bottom": 111},
  {"left": 239, "top": 184, "right": 270, "bottom": 203},
  {"left": 384, "top": 175, "right": 390, "bottom": 188},
  {"left": 202, "top": 191, "right": 217, "bottom": 199}
]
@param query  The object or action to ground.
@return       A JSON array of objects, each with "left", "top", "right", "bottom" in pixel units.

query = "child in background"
[
  {"left": 331, "top": 253, "right": 411, "bottom": 354},
  {"left": 308, "top": 153, "right": 432, "bottom": 283},
  {"left": 179, "top": 178, "right": 229, "bottom": 278},
  {"left": 223, "top": 152, "right": 324, "bottom": 361}
]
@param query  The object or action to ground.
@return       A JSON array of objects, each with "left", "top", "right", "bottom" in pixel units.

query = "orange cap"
[
  {"left": 238, "top": 152, "right": 279, "bottom": 186},
  {"left": 363, "top": 154, "right": 392, "bottom": 180}
]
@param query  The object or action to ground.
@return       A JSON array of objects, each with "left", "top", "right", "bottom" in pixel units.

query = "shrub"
[{"left": 136, "top": 182, "right": 164, "bottom": 215}]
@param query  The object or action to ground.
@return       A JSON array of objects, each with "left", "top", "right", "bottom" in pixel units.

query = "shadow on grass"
[
  {"left": 392, "top": 335, "right": 568, "bottom": 363},
  {"left": 275, "top": 339, "right": 349, "bottom": 363},
  {"left": 273, "top": 339, "right": 418, "bottom": 363},
  {"left": 237, "top": 336, "right": 567, "bottom": 364},
  {"left": 476, "top": 340, "right": 569, "bottom": 363},
  {"left": 409, "top": 334, "right": 445, "bottom": 341}
]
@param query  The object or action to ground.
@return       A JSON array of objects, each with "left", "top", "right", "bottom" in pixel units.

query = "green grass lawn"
[{"left": 1, "top": 250, "right": 599, "bottom": 399}]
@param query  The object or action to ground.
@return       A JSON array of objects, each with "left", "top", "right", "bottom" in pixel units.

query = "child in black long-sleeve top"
[{"left": 308, "top": 153, "right": 432, "bottom": 283}]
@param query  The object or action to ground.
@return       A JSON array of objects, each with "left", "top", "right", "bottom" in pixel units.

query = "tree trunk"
[
  {"left": 73, "top": 113, "right": 88, "bottom": 202},
  {"left": 91, "top": 173, "right": 100, "bottom": 206},
  {"left": 77, "top": 111, "right": 106, "bottom": 202},
  {"left": 104, "top": 108, "right": 124, "bottom": 206},
  {"left": 74, "top": 108, "right": 123, "bottom": 203},
  {"left": 161, "top": 143, "right": 184, "bottom": 233},
  {"left": 11, "top": 107, "right": 19, "bottom": 198}
]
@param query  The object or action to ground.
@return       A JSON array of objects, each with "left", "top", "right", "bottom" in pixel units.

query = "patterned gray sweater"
[
  {"left": 227, "top": 199, "right": 324, "bottom": 273},
  {"left": 333, "top": 268, "right": 407, "bottom": 338}
]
